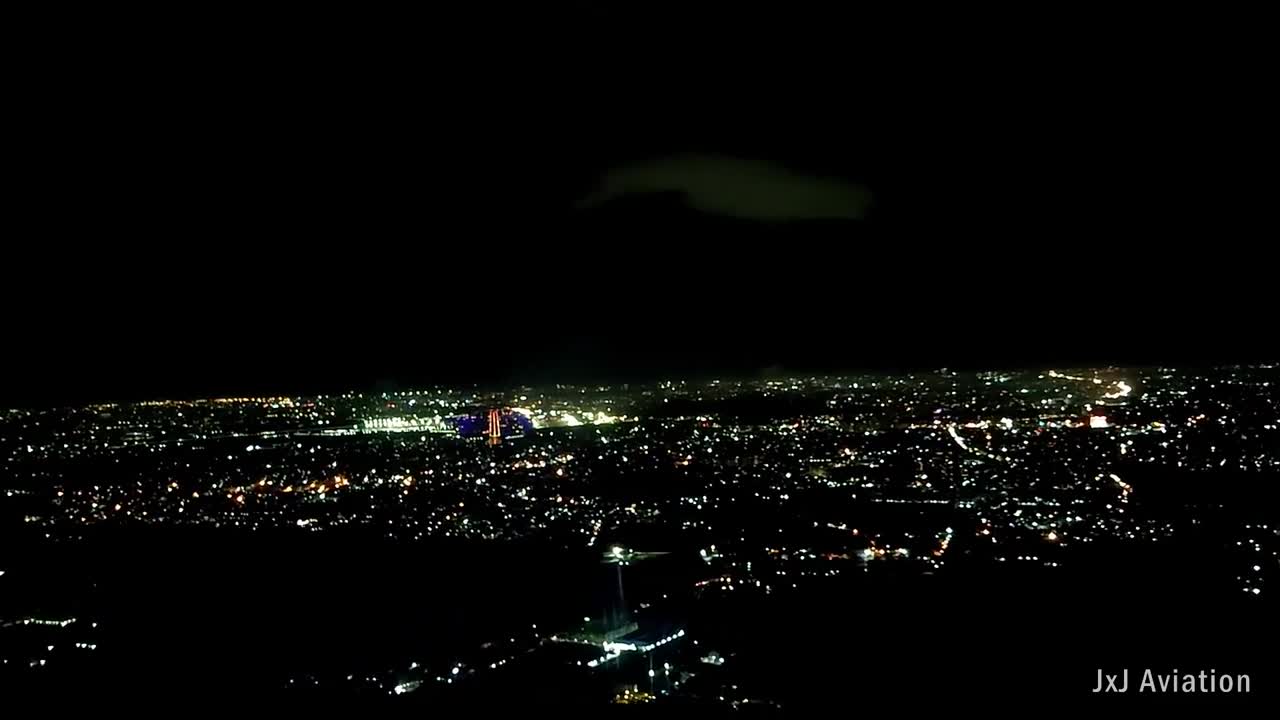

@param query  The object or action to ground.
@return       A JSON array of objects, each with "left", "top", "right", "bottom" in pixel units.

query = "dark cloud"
[{"left": 579, "top": 155, "right": 871, "bottom": 222}]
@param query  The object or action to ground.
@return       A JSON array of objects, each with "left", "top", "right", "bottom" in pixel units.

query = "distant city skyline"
[
  {"left": 5, "top": 364, "right": 1276, "bottom": 702},
  {"left": 5, "top": 5, "right": 1277, "bottom": 708}
]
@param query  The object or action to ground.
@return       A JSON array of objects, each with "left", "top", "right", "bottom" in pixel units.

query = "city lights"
[{"left": 4, "top": 366, "right": 1276, "bottom": 702}]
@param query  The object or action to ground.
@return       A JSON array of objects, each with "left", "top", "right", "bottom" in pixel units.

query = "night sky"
[{"left": 4, "top": 8, "right": 1275, "bottom": 406}]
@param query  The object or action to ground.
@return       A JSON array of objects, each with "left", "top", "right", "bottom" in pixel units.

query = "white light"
[
  {"left": 1104, "top": 381, "right": 1133, "bottom": 399},
  {"left": 649, "top": 669, "right": 656, "bottom": 678}
]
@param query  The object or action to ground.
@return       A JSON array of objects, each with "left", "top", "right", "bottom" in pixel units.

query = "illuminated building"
[
  {"left": 487, "top": 408, "right": 501, "bottom": 445},
  {"left": 455, "top": 407, "right": 534, "bottom": 441},
  {"left": 361, "top": 416, "right": 452, "bottom": 433}
]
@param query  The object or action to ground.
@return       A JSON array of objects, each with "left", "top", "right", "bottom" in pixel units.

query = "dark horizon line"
[{"left": 5, "top": 360, "right": 1275, "bottom": 411}]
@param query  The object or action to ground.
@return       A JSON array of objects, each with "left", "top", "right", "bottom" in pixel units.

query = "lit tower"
[{"left": 487, "top": 408, "right": 502, "bottom": 445}]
